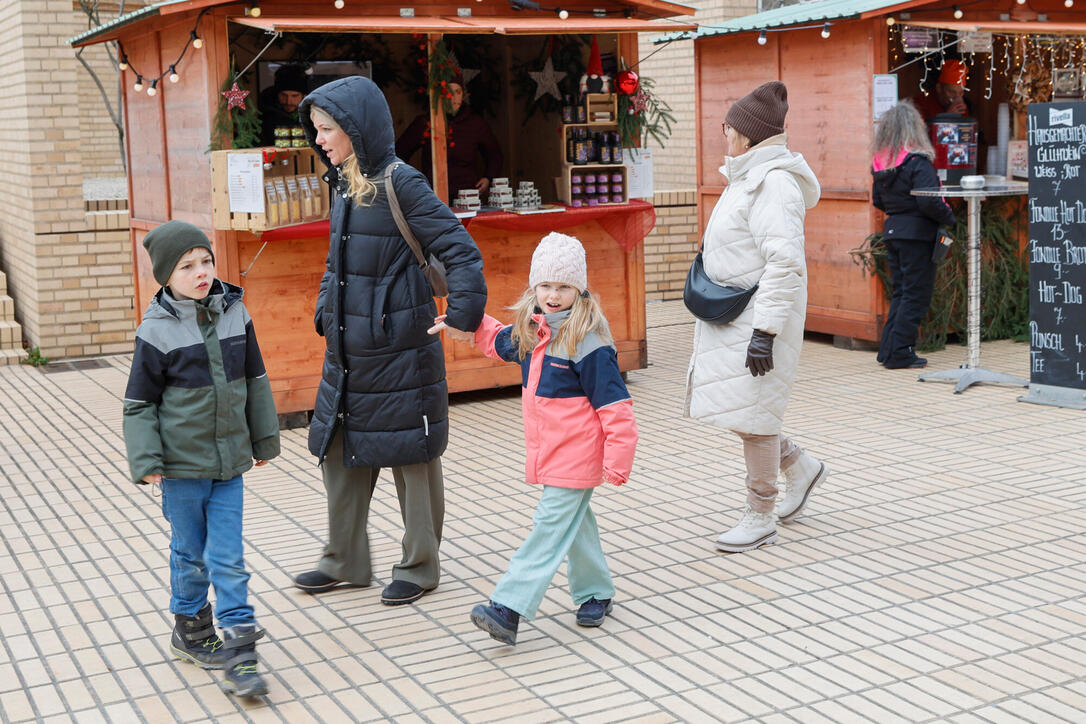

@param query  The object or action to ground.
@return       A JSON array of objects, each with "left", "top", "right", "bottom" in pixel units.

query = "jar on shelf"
[{"left": 611, "top": 173, "right": 623, "bottom": 183}]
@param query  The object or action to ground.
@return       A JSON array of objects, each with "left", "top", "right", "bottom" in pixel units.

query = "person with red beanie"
[
  {"left": 913, "top": 59, "right": 969, "bottom": 120},
  {"left": 685, "top": 81, "right": 829, "bottom": 554}
]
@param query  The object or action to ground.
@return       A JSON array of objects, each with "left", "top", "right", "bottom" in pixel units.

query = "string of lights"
[
  {"left": 117, "top": 8, "right": 209, "bottom": 96},
  {"left": 888, "top": 24, "right": 1086, "bottom": 99}
]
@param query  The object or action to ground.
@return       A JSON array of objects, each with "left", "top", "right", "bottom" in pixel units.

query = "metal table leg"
[{"left": 918, "top": 195, "right": 1028, "bottom": 393}]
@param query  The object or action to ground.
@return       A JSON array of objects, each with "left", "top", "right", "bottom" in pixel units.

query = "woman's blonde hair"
[
  {"left": 872, "top": 100, "right": 935, "bottom": 166},
  {"left": 509, "top": 287, "right": 612, "bottom": 359},
  {"left": 310, "top": 105, "right": 378, "bottom": 207}
]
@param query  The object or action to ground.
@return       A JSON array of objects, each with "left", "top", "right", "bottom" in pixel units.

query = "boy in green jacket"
[{"left": 123, "top": 220, "right": 280, "bottom": 697}]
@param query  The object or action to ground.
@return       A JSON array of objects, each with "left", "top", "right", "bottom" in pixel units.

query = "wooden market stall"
[
  {"left": 686, "top": 0, "right": 1077, "bottom": 342},
  {"left": 71, "top": 0, "right": 695, "bottom": 413}
]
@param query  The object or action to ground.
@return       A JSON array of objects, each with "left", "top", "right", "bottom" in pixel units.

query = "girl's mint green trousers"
[{"left": 491, "top": 485, "right": 614, "bottom": 620}]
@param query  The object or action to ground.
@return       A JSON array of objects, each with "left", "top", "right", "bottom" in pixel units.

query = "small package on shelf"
[
  {"left": 264, "top": 182, "right": 280, "bottom": 227},
  {"left": 285, "top": 178, "right": 303, "bottom": 222},
  {"left": 272, "top": 179, "right": 291, "bottom": 224},
  {"left": 298, "top": 177, "right": 316, "bottom": 219}
]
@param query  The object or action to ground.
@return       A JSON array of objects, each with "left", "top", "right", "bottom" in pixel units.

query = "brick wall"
[
  {"left": 0, "top": 0, "right": 139, "bottom": 361},
  {"left": 75, "top": 33, "right": 126, "bottom": 177},
  {"left": 644, "top": 190, "right": 700, "bottom": 301}
]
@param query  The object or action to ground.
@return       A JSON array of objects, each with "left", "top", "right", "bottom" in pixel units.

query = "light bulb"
[
  {"left": 953, "top": 5, "right": 963, "bottom": 18},
  {"left": 118, "top": 57, "right": 128, "bottom": 71},
  {"left": 334, "top": 0, "right": 344, "bottom": 7},
  {"left": 886, "top": 16, "right": 896, "bottom": 26},
  {"left": 757, "top": 29, "right": 767, "bottom": 45},
  {"left": 559, "top": 9, "right": 569, "bottom": 19},
  {"left": 1016, "top": 0, "right": 1026, "bottom": 4},
  {"left": 191, "top": 31, "right": 203, "bottom": 49},
  {"left": 304, "top": 64, "right": 314, "bottom": 76},
  {"left": 133, "top": 76, "right": 143, "bottom": 92},
  {"left": 1065, "top": 0, "right": 1074, "bottom": 7},
  {"left": 821, "top": 23, "right": 830, "bottom": 39},
  {"left": 147, "top": 80, "right": 158, "bottom": 96},
  {"left": 169, "top": 66, "right": 179, "bottom": 83},
  {"left": 246, "top": 3, "right": 261, "bottom": 17}
]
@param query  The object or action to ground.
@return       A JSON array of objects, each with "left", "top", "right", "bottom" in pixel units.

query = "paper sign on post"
[
  {"left": 873, "top": 74, "right": 898, "bottom": 121},
  {"left": 227, "top": 153, "right": 265, "bottom": 214},
  {"left": 623, "top": 148, "right": 653, "bottom": 200}
]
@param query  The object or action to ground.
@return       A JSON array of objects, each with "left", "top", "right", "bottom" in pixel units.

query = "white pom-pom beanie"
[{"left": 529, "top": 232, "right": 588, "bottom": 292}]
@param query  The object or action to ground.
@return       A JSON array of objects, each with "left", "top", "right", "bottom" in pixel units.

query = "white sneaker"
[
  {"left": 778, "top": 453, "right": 828, "bottom": 524},
  {"left": 715, "top": 508, "right": 778, "bottom": 552}
]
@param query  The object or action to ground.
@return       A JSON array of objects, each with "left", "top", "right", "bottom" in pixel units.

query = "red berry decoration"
[{"left": 616, "top": 69, "right": 639, "bottom": 96}]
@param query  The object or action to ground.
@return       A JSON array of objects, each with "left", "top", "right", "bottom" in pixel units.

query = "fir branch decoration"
[
  {"left": 850, "top": 197, "right": 1029, "bottom": 351},
  {"left": 512, "top": 35, "right": 587, "bottom": 123},
  {"left": 209, "top": 69, "right": 261, "bottom": 151},
  {"left": 617, "top": 73, "right": 674, "bottom": 149}
]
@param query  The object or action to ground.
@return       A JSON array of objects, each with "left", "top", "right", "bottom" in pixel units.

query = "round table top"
[{"left": 912, "top": 179, "right": 1028, "bottom": 198}]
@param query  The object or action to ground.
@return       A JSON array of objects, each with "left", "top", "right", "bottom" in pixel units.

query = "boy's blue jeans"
[
  {"left": 161, "top": 476, "right": 254, "bottom": 627},
  {"left": 491, "top": 486, "right": 614, "bottom": 620}
]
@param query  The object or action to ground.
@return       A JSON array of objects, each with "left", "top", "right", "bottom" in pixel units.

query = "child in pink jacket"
[{"left": 431, "top": 232, "right": 638, "bottom": 645}]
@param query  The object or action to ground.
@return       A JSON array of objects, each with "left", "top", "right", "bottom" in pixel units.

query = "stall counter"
[{"left": 242, "top": 202, "right": 654, "bottom": 413}]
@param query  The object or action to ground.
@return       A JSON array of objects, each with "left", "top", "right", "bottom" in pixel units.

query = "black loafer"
[
  {"left": 884, "top": 356, "right": 927, "bottom": 369},
  {"left": 380, "top": 579, "right": 434, "bottom": 605},
  {"left": 293, "top": 570, "right": 344, "bottom": 594}
]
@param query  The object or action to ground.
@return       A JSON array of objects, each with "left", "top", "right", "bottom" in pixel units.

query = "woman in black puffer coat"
[
  {"left": 871, "top": 100, "right": 956, "bottom": 369},
  {"left": 293, "top": 76, "right": 487, "bottom": 605}
]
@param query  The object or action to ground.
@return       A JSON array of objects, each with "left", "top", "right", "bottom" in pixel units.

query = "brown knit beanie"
[{"left": 725, "top": 81, "right": 788, "bottom": 146}]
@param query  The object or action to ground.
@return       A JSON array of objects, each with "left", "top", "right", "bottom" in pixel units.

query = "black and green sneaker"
[
  {"left": 169, "top": 603, "right": 228, "bottom": 669},
  {"left": 220, "top": 625, "right": 268, "bottom": 697}
]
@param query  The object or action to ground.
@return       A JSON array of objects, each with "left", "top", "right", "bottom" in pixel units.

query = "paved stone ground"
[{"left": 1, "top": 300, "right": 1083, "bottom": 723}]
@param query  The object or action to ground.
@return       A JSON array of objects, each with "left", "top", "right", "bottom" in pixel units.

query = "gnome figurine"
[{"left": 578, "top": 36, "right": 611, "bottom": 95}]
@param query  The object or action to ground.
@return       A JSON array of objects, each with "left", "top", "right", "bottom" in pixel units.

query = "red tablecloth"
[
  {"left": 464, "top": 199, "right": 656, "bottom": 252},
  {"left": 259, "top": 200, "right": 656, "bottom": 252}
]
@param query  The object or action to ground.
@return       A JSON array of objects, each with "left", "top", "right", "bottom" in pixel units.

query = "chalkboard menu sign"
[{"left": 1026, "top": 102, "right": 1086, "bottom": 400}]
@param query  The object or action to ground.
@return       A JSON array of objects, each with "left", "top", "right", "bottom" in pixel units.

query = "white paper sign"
[
  {"left": 959, "top": 31, "right": 992, "bottom": 54},
  {"left": 227, "top": 153, "right": 265, "bottom": 214},
  {"left": 873, "top": 74, "right": 899, "bottom": 121},
  {"left": 623, "top": 148, "right": 653, "bottom": 200}
]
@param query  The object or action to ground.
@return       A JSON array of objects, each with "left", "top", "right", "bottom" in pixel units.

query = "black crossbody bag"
[{"left": 683, "top": 251, "right": 759, "bottom": 324}]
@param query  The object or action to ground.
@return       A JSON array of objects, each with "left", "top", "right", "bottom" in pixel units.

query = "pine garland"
[
  {"left": 512, "top": 35, "right": 587, "bottom": 122},
  {"left": 208, "top": 69, "right": 261, "bottom": 151},
  {"left": 616, "top": 72, "right": 675, "bottom": 149},
  {"left": 851, "top": 197, "right": 1029, "bottom": 350}
]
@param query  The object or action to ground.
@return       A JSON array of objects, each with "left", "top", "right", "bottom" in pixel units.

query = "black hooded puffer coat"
[{"left": 300, "top": 76, "right": 487, "bottom": 468}]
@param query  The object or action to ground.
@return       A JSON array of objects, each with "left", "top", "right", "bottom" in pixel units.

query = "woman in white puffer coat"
[{"left": 684, "top": 81, "right": 829, "bottom": 553}]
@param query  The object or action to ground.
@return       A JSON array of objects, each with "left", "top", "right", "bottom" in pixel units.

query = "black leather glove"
[{"left": 745, "top": 329, "right": 775, "bottom": 377}]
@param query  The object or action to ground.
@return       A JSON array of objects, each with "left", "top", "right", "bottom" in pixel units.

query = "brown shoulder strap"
[{"left": 383, "top": 162, "right": 428, "bottom": 269}]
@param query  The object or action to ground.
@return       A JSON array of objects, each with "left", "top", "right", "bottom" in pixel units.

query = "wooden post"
[{"left": 428, "top": 33, "right": 449, "bottom": 204}]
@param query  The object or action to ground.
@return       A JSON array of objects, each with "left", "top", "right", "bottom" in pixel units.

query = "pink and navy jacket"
[{"left": 474, "top": 310, "right": 638, "bottom": 488}]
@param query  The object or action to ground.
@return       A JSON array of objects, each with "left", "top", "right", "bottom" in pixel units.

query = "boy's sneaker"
[
  {"left": 470, "top": 601, "right": 519, "bottom": 645},
  {"left": 220, "top": 625, "right": 268, "bottom": 698},
  {"left": 576, "top": 598, "right": 613, "bottom": 627},
  {"left": 170, "top": 603, "right": 229, "bottom": 669}
]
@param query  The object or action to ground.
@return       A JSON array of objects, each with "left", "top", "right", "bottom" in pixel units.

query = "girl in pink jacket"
[{"left": 432, "top": 232, "right": 638, "bottom": 645}]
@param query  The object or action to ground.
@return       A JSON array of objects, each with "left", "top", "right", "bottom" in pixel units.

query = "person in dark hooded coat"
[{"left": 292, "top": 76, "right": 487, "bottom": 606}]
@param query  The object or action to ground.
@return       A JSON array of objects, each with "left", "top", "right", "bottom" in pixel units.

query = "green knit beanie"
[{"left": 143, "top": 220, "right": 215, "bottom": 286}]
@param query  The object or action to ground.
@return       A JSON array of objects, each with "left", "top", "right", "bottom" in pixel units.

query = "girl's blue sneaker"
[
  {"left": 470, "top": 601, "right": 519, "bottom": 645},
  {"left": 576, "top": 598, "right": 613, "bottom": 627}
]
